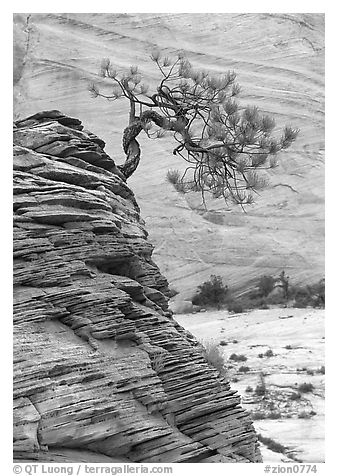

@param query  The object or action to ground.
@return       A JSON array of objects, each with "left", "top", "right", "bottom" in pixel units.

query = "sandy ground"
[{"left": 176, "top": 307, "right": 325, "bottom": 462}]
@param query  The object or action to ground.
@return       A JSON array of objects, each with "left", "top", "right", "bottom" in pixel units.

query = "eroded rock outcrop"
[{"left": 13, "top": 111, "right": 261, "bottom": 463}]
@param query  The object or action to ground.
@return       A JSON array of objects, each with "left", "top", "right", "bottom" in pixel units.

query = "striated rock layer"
[{"left": 13, "top": 111, "right": 261, "bottom": 463}]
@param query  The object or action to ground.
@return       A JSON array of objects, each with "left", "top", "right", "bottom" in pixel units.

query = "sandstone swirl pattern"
[
  {"left": 13, "top": 13, "right": 324, "bottom": 299},
  {"left": 13, "top": 111, "right": 261, "bottom": 463}
]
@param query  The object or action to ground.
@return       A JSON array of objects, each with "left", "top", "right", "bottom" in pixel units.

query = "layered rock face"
[{"left": 13, "top": 111, "right": 261, "bottom": 463}]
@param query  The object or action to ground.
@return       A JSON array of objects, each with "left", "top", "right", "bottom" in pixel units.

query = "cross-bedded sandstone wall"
[{"left": 13, "top": 111, "right": 261, "bottom": 463}]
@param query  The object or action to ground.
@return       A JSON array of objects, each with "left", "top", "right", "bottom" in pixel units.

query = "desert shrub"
[
  {"left": 310, "top": 278, "right": 325, "bottom": 307},
  {"left": 219, "top": 340, "right": 228, "bottom": 346},
  {"left": 317, "top": 365, "right": 325, "bottom": 375},
  {"left": 257, "top": 434, "right": 287, "bottom": 454},
  {"left": 192, "top": 275, "right": 229, "bottom": 309},
  {"left": 298, "top": 382, "right": 314, "bottom": 393},
  {"left": 202, "top": 340, "right": 226, "bottom": 375},
  {"left": 238, "top": 366, "right": 250, "bottom": 373},
  {"left": 231, "top": 293, "right": 268, "bottom": 311},
  {"left": 290, "top": 392, "right": 301, "bottom": 401},
  {"left": 229, "top": 353, "right": 247, "bottom": 362},
  {"left": 255, "top": 384, "right": 266, "bottom": 395},
  {"left": 227, "top": 300, "right": 244, "bottom": 313},
  {"left": 306, "top": 369, "right": 314, "bottom": 376},
  {"left": 293, "top": 300, "right": 308, "bottom": 308},
  {"left": 293, "top": 278, "right": 325, "bottom": 308},
  {"left": 252, "top": 297, "right": 269, "bottom": 310},
  {"left": 232, "top": 339, "right": 238, "bottom": 344},
  {"left": 264, "top": 349, "right": 274, "bottom": 357},
  {"left": 255, "top": 373, "right": 267, "bottom": 396},
  {"left": 258, "top": 353, "right": 264, "bottom": 358},
  {"left": 285, "top": 344, "right": 293, "bottom": 350},
  {"left": 267, "top": 411, "right": 281, "bottom": 419},
  {"left": 258, "top": 275, "right": 275, "bottom": 297},
  {"left": 292, "top": 287, "right": 311, "bottom": 308},
  {"left": 266, "top": 293, "right": 287, "bottom": 306},
  {"left": 292, "top": 279, "right": 325, "bottom": 308},
  {"left": 298, "top": 411, "right": 312, "bottom": 419},
  {"left": 245, "top": 386, "right": 253, "bottom": 393},
  {"left": 232, "top": 377, "right": 239, "bottom": 382},
  {"left": 279, "top": 270, "right": 290, "bottom": 299},
  {"left": 151, "top": 350, "right": 167, "bottom": 373},
  {"left": 251, "top": 411, "right": 266, "bottom": 420}
]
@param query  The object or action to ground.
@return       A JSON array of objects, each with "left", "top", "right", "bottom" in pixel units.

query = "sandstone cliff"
[
  {"left": 13, "top": 14, "right": 324, "bottom": 299},
  {"left": 13, "top": 111, "right": 261, "bottom": 463}
]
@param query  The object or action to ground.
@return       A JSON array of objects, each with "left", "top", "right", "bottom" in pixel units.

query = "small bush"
[
  {"left": 255, "top": 373, "right": 267, "bottom": 396},
  {"left": 306, "top": 369, "right": 314, "bottom": 376},
  {"left": 245, "top": 386, "right": 253, "bottom": 393},
  {"left": 238, "top": 293, "right": 270, "bottom": 310},
  {"left": 291, "top": 279, "right": 325, "bottom": 308},
  {"left": 264, "top": 349, "right": 274, "bottom": 357},
  {"left": 258, "top": 275, "right": 275, "bottom": 297},
  {"left": 258, "top": 353, "right": 264, "bottom": 358},
  {"left": 290, "top": 392, "right": 301, "bottom": 401},
  {"left": 266, "top": 293, "right": 287, "bottom": 306},
  {"left": 317, "top": 365, "right": 325, "bottom": 375},
  {"left": 285, "top": 345, "right": 293, "bottom": 350},
  {"left": 255, "top": 384, "right": 266, "bottom": 396},
  {"left": 239, "top": 366, "right": 250, "bottom": 373},
  {"left": 298, "top": 382, "right": 314, "bottom": 393},
  {"left": 298, "top": 411, "right": 312, "bottom": 419},
  {"left": 251, "top": 411, "right": 266, "bottom": 420},
  {"left": 293, "top": 298, "right": 308, "bottom": 309},
  {"left": 293, "top": 278, "right": 325, "bottom": 308},
  {"left": 227, "top": 300, "right": 244, "bottom": 313},
  {"left": 219, "top": 340, "right": 228, "bottom": 346},
  {"left": 311, "top": 278, "right": 325, "bottom": 307},
  {"left": 279, "top": 270, "right": 290, "bottom": 299},
  {"left": 151, "top": 351, "right": 167, "bottom": 373},
  {"left": 232, "top": 339, "right": 238, "bottom": 344},
  {"left": 229, "top": 353, "right": 247, "bottom": 362},
  {"left": 268, "top": 411, "right": 281, "bottom": 419},
  {"left": 203, "top": 341, "right": 226, "bottom": 375},
  {"left": 192, "top": 275, "right": 229, "bottom": 309},
  {"left": 232, "top": 377, "right": 239, "bottom": 382}
]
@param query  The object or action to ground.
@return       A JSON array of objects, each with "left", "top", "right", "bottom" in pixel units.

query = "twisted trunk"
[{"left": 118, "top": 110, "right": 189, "bottom": 179}]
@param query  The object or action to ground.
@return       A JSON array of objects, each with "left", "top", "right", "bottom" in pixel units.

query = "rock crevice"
[{"left": 13, "top": 111, "right": 261, "bottom": 463}]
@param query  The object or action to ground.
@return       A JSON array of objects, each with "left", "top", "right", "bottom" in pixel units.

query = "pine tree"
[{"left": 90, "top": 50, "right": 298, "bottom": 207}]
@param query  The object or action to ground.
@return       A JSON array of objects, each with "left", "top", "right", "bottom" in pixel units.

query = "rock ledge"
[{"left": 13, "top": 111, "right": 261, "bottom": 463}]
